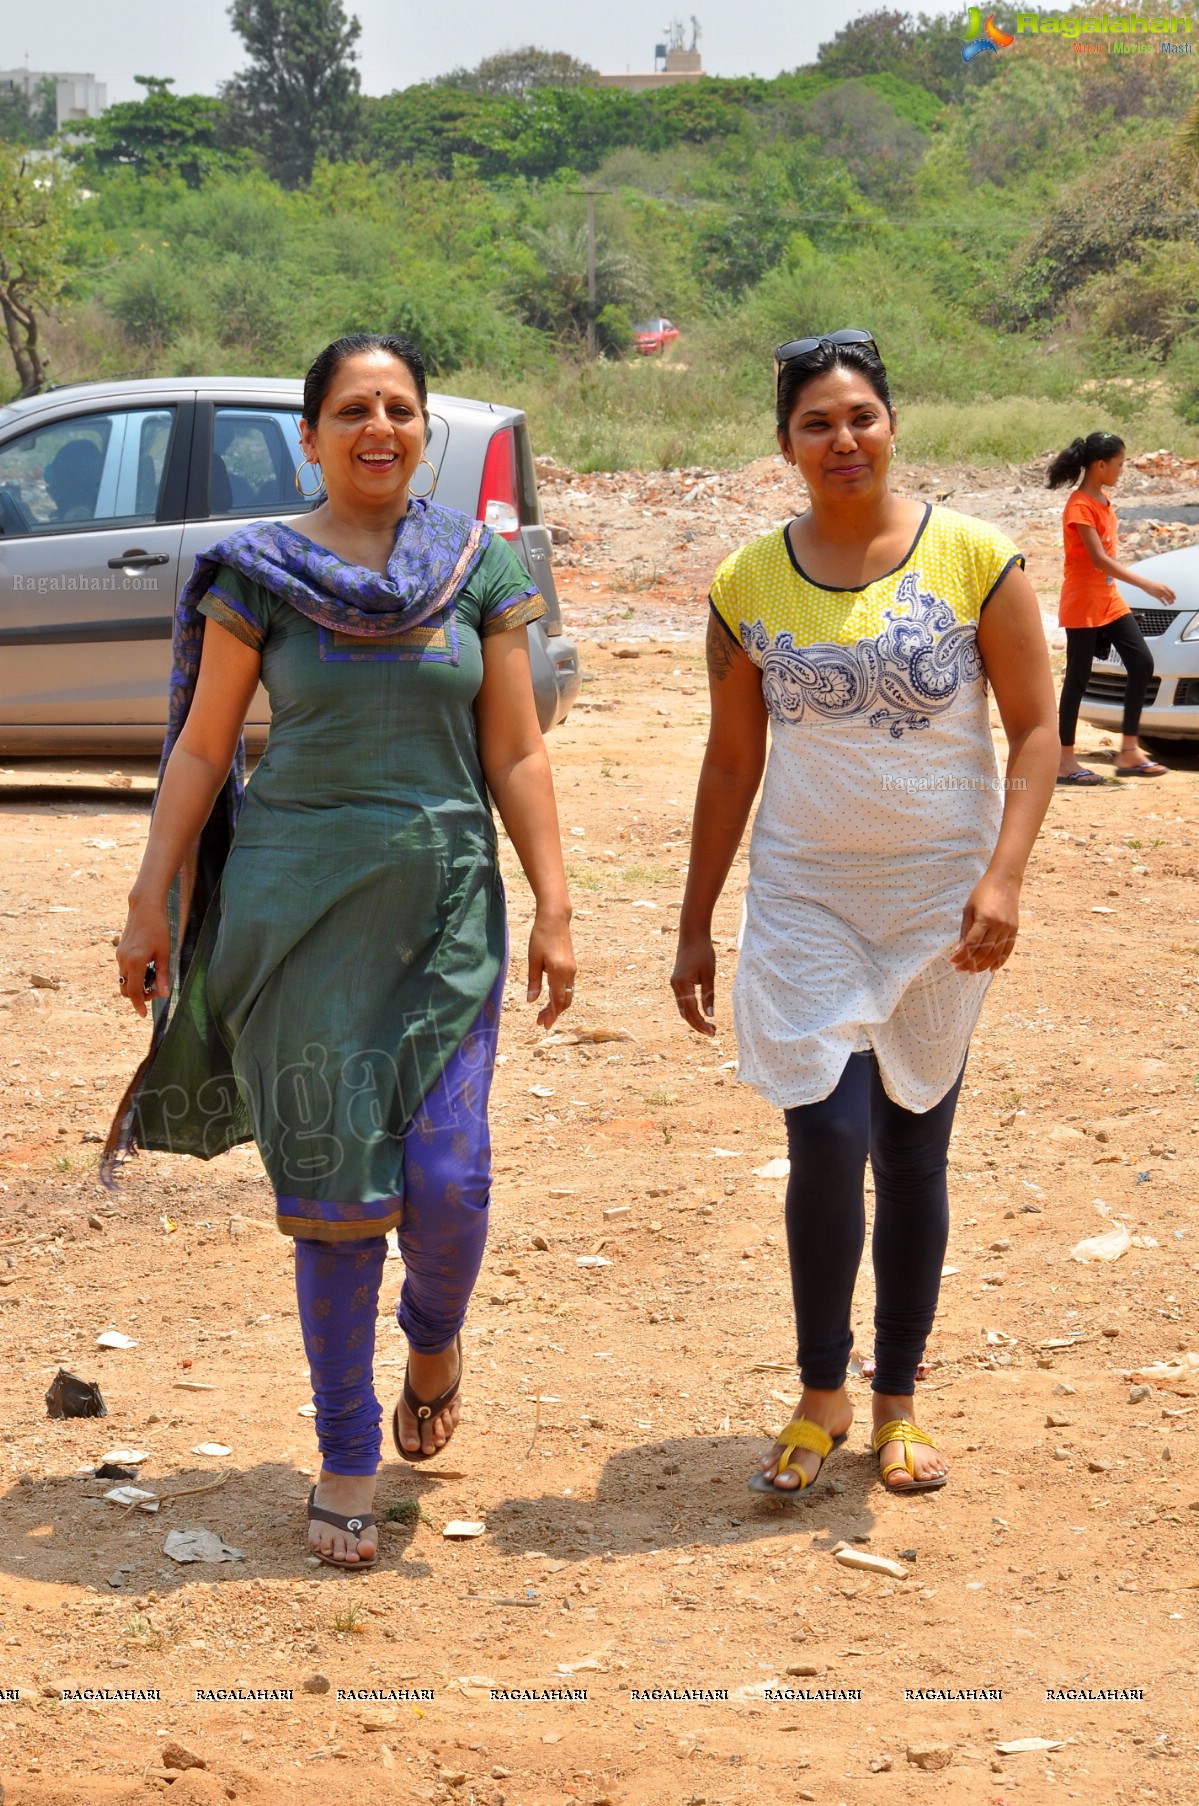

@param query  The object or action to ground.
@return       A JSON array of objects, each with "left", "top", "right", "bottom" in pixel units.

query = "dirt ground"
[{"left": 1, "top": 455, "right": 1198, "bottom": 1806}]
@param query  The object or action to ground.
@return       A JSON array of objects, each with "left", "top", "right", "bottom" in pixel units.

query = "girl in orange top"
[{"left": 1050, "top": 431, "right": 1175, "bottom": 783}]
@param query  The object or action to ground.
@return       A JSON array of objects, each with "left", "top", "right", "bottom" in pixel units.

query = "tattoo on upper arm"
[{"left": 706, "top": 610, "right": 740, "bottom": 682}]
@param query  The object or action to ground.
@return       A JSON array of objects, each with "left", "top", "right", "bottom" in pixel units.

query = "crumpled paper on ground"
[{"left": 1071, "top": 1222, "right": 1159, "bottom": 1262}]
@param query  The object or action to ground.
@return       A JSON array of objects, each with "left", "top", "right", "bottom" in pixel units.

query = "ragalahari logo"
[{"left": 961, "top": 7, "right": 1017, "bottom": 59}]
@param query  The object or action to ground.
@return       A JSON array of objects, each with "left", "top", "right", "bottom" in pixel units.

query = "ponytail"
[{"left": 1046, "top": 430, "right": 1125, "bottom": 490}]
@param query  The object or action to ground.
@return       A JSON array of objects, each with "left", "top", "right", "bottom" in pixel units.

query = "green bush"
[
  {"left": 796, "top": 80, "right": 927, "bottom": 201},
  {"left": 899, "top": 395, "right": 1199, "bottom": 466},
  {"left": 1011, "top": 137, "right": 1199, "bottom": 327},
  {"left": 485, "top": 355, "right": 766, "bottom": 471},
  {"left": 160, "top": 327, "right": 229, "bottom": 376},
  {"left": 210, "top": 257, "right": 289, "bottom": 358},
  {"left": 596, "top": 303, "right": 633, "bottom": 358},
  {"left": 1077, "top": 242, "right": 1199, "bottom": 354},
  {"left": 339, "top": 278, "right": 537, "bottom": 378},
  {"left": 166, "top": 181, "right": 294, "bottom": 262},
  {"left": 1168, "top": 339, "right": 1199, "bottom": 426},
  {"left": 107, "top": 252, "right": 202, "bottom": 345},
  {"left": 944, "top": 61, "right": 1082, "bottom": 189}
]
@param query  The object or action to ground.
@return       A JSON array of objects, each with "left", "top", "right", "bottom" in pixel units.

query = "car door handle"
[{"left": 107, "top": 550, "right": 170, "bottom": 568}]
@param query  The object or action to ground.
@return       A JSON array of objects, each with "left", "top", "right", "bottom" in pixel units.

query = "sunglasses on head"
[{"left": 774, "top": 328, "right": 880, "bottom": 385}]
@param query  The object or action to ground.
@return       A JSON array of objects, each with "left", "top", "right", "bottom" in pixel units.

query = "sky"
[{"left": 6, "top": 1, "right": 972, "bottom": 103}]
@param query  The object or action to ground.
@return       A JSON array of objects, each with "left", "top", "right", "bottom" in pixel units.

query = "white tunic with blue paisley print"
[{"left": 709, "top": 504, "right": 1023, "bottom": 1113}]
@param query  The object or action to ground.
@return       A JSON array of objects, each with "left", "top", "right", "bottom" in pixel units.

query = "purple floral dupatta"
[{"left": 101, "top": 502, "right": 490, "bottom": 1183}]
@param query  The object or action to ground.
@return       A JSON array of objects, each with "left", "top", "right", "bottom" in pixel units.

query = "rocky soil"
[{"left": 0, "top": 454, "right": 1197, "bottom": 1805}]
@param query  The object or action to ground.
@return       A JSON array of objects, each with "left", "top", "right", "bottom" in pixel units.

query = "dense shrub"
[{"left": 107, "top": 253, "right": 202, "bottom": 345}]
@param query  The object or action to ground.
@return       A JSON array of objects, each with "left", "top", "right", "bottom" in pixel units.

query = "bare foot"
[
  {"left": 394, "top": 1339, "right": 463, "bottom": 1458},
  {"left": 307, "top": 1470, "right": 378, "bottom": 1565},
  {"left": 758, "top": 1385, "right": 853, "bottom": 1491},
  {"left": 872, "top": 1394, "right": 948, "bottom": 1491}
]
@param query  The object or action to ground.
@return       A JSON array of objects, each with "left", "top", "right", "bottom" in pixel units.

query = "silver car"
[
  {"left": 0, "top": 376, "right": 579, "bottom": 754},
  {"left": 1077, "top": 543, "right": 1199, "bottom": 743}
]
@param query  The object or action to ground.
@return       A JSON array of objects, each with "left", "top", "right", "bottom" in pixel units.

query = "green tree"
[
  {"left": 0, "top": 77, "right": 56, "bottom": 148},
  {"left": 0, "top": 146, "right": 74, "bottom": 394},
  {"left": 433, "top": 46, "right": 598, "bottom": 96},
  {"left": 491, "top": 87, "right": 641, "bottom": 179},
  {"left": 947, "top": 60, "right": 1079, "bottom": 189},
  {"left": 814, "top": 9, "right": 995, "bottom": 104},
  {"left": 222, "top": 0, "right": 362, "bottom": 187},
  {"left": 362, "top": 87, "right": 510, "bottom": 177},
  {"left": 67, "top": 76, "right": 247, "bottom": 187},
  {"left": 696, "top": 141, "right": 864, "bottom": 294},
  {"left": 634, "top": 81, "right": 751, "bottom": 151},
  {"left": 798, "top": 80, "right": 927, "bottom": 201}
]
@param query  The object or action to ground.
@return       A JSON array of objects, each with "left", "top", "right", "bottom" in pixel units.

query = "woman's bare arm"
[
  {"left": 955, "top": 564, "right": 1058, "bottom": 973},
  {"left": 1075, "top": 522, "right": 1175, "bottom": 603},
  {"left": 671, "top": 612, "right": 768, "bottom": 1036},
  {"left": 116, "top": 619, "right": 261, "bottom": 1015},
  {"left": 475, "top": 627, "right": 575, "bottom": 1029}
]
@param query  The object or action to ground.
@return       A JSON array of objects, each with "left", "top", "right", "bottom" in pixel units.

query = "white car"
[{"left": 1077, "top": 544, "right": 1199, "bottom": 743}]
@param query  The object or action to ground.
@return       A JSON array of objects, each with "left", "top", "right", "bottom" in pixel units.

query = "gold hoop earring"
[
  {"left": 409, "top": 457, "right": 438, "bottom": 500},
  {"left": 293, "top": 459, "right": 323, "bottom": 498}
]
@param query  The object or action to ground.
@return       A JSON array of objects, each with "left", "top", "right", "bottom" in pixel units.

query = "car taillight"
[{"left": 477, "top": 427, "right": 520, "bottom": 540}]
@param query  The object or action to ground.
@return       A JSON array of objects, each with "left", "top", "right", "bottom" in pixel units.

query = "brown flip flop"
[
  {"left": 306, "top": 1486, "right": 377, "bottom": 1568},
  {"left": 392, "top": 1332, "right": 463, "bottom": 1463}
]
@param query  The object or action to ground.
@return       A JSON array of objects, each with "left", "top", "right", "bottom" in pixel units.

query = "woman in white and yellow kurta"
[{"left": 671, "top": 331, "right": 1058, "bottom": 1497}]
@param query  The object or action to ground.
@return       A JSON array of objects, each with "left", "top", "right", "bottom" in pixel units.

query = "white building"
[{"left": 0, "top": 68, "right": 107, "bottom": 130}]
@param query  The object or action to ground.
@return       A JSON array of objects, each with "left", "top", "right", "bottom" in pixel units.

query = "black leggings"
[
  {"left": 1059, "top": 616, "right": 1153, "bottom": 744},
  {"left": 783, "top": 1051, "right": 964, "bottom": 1398}
]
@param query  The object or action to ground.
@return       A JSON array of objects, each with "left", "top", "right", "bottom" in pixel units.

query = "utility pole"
[
  {"left": 585, "top": 188, "right": 597, "bottom": 361},
  {"left": 569, "top": 185, "right": 604, "bottom": 359}
]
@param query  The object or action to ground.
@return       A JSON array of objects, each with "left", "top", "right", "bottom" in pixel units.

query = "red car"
[{"left": 633, "top": 317, "right": 680, "bottom": 356}]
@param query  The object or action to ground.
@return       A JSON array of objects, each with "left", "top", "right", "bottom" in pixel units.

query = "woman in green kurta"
[{"left": 112, "top": 335, "right": 576, "bottom": 1567}]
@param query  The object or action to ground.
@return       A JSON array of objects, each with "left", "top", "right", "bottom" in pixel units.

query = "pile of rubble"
[
  {"left": 1131, "top": 449, "right": 1199, "bottom": 482},
  {"left": 1119, "top": 518, "right": 1198, "bottom": 558}
]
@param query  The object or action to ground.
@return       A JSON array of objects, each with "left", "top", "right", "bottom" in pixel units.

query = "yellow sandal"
[
  {"left": 749, "top": 1416, "right": 847, "bottom": 1495},
  {"left": 872, "top": 1418, "right": 947, "bottom": 1494}
]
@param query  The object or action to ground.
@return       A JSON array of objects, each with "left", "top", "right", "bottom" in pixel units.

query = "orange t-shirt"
[{"left": 1058, "top": 489, "right": 1129, "bottom": 629}]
